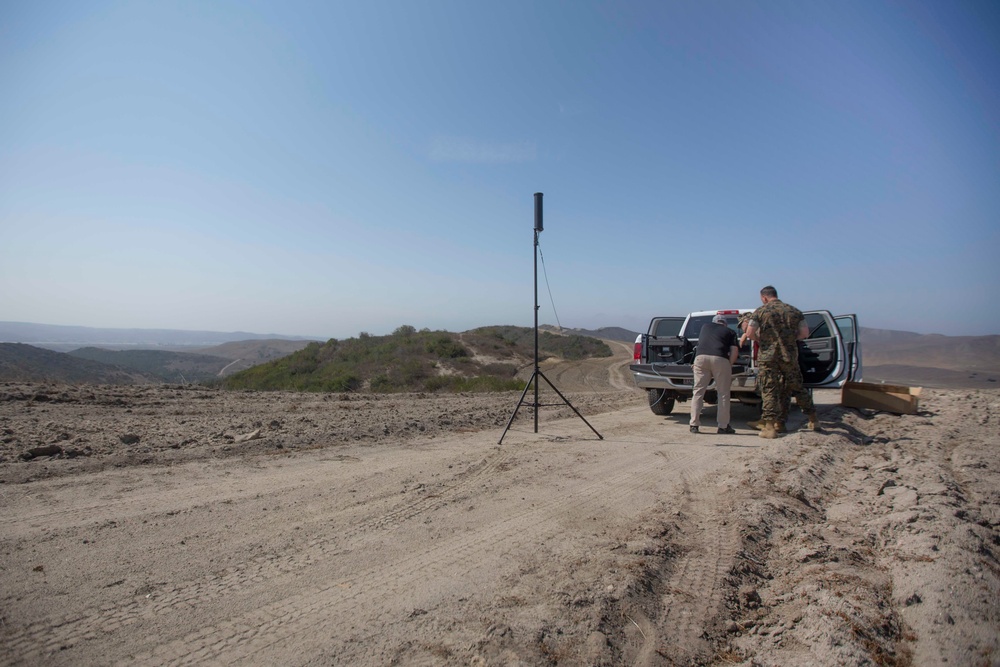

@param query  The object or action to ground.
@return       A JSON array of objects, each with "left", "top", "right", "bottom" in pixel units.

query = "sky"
[{"left": 1, "top": 0, "right": 998, "bottom": 339}]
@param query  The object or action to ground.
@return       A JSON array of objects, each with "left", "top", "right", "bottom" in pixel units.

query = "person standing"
[
  {"left": 742, "top": 311, "right": 817, "bottom": 433},
  {"left": 689, "top": 314, "right": 739, "bottom": 434},
  {"left": 744, "top": 286, "right": 817, "bottom": 439}
]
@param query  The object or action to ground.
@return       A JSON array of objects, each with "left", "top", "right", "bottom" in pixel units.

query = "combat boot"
[
  {"left": 758, "top": 421, "right": 778, "bottom": 439},
  {"left": 748, "top": 419, "right": 764, "bottom": 430},
  {"left": 806, "top": 412, "right": 819, "bottom": 431}
]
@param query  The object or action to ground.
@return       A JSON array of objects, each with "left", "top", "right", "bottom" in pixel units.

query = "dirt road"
[{"left": 1, "top": 345, "right": 997, "bottom": 665}]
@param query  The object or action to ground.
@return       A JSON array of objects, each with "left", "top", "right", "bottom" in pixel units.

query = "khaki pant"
[{"left": 690, "top": 355, "right": 733, "bottom": 428}]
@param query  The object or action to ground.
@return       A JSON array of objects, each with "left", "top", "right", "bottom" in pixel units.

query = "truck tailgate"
[
  {"left": 630, "top": 363, "right": 695, "bottom": 380},
  {"left": 630, "top": 363, "right": 748, "bottom": 379},
  {"left": 629, "top": 363, "right": 753, "bottom": 392}
]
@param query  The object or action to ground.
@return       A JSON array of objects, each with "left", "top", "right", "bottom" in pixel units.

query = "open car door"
[
  {"left": 834, "top": 313, "right": 863, "bottom": 383},
  {"left": 799, "top": 310, "right": 862, "bottom": 388}
]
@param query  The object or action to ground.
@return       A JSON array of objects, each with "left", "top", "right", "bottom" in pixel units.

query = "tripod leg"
[
  {"left": 537, "top": 371, "right": 604, "bottom": 440},
  {"left": 499, "top": 371, "right": 538, "bottom": 444}
]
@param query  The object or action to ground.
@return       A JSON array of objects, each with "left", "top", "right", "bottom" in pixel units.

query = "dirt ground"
[{"left": 1, "top": 341, "right": 998, "bottom": 666}]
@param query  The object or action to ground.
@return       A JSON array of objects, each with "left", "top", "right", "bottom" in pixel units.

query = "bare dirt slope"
[{"left": 1, "top": 342, "right": 997, "bottom": 666}]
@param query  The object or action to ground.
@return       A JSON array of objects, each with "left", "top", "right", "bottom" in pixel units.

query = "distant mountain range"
[
  {"left": 0, "top": 321, "right": 317, "bottom": 352},
  {"left": 0, "top": 322, "right": 318, "bottom": 384},
  {"left": 0, "top": 343, "right": 159, "bottom": 384},
  {"left": 856, "top": 327, "right": 1000, "bottom": 389},
  {"left": 0, "top": 339, "right": 314, "bottom": 385}
]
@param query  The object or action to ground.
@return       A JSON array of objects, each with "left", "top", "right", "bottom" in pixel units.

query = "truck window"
[
  {"left": 836, "top": 316, "right": 857, "bottom": 343},
  {"left": 804, "top": 313, "right": 831, "bottom": 338},
  {"left": 654, "top": 320, "right": 684, "bottom": 337},
  {"left": 683, "top": 316, "right": 715, "bottom": 338}
]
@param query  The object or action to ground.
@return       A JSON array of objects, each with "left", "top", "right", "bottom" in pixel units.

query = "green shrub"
[{"left": 425, "top": 336, "right": 469, "bottom": 359}]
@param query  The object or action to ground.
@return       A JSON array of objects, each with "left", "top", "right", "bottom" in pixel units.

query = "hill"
[
  {"left": 859, "top": 327, "right": 1000, "bottom": 370},
  {"left": 0, "top": 327, "right": 611, "bottom": 389},
  {"left": 0, "top": 343, "right": 157, "bottom": 384},
  {"left": 859, "top": 327, "right": 1000, "bottom": 388},
  {"left": 541, "top": 325, "right": 639, "bottom": 344},
  {"left": 190, "top": 339, "right": 315, "bottom": 376},
  {"left": 67, "top": 348, "right": 233, "bottom": 384},
  {"left": 0, "top": 340, "right": 315, "bottom": 385},
  {"left": 64, "top": 340, "right": 317, "bottom": 383},
  {"left": 222, "top": 325, "right": 612, "bottom": 392}
]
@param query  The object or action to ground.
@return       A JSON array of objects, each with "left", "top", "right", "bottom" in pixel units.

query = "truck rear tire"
[{"left": 648, "top": 389, "right": 675, "bottom": 416}]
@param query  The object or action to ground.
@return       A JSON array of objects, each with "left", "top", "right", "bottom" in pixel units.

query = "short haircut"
[{"left": 760, "top": 285, "right": 778, "bottom": 298}]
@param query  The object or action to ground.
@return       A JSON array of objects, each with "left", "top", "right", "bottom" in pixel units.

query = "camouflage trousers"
[{"left": 758, "top": 361, "right": 814, "bottom": 422}]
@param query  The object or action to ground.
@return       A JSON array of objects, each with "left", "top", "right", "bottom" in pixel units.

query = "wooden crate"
[{"left": 840, "top": 381, "right": 921, "bottom": 415}]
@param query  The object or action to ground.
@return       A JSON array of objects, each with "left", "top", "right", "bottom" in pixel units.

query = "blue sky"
[{"left": 2, "top": 0, "right": 997, "bottom": 338}]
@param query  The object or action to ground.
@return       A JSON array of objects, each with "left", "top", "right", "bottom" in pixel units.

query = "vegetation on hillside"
[
  {"left": 68, "top": 347, "right": 232, "bottom": 383},
  {"left": 220, "top": 325, "right": 612, "bottom": 393},
  {"left": 464, "top": 326, "right": 613, "bottom": 361}
]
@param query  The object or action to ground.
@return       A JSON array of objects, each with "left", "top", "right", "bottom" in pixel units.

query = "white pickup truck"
[{"left": 629, "top": 309, "right": 863, "bottom": 416}]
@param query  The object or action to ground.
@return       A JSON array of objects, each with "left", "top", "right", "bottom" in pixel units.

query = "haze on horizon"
[{"left": 2, "top": 1, "right": 998, "bottom": 339}]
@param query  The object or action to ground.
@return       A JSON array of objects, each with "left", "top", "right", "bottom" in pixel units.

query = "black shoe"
[
  {"left": 717, "top": 426, "right": 736, "bottom": 434},
  {"left": 690, "top": 425, "right": 699, "bottom": 434}
]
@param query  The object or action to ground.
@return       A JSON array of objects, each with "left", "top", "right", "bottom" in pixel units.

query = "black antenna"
[
  {"left": 534, "top": 191, "right": 543, "bottom": 232},
  {"left": 499, "top": 193, "right": 602, "bottom": 444}
]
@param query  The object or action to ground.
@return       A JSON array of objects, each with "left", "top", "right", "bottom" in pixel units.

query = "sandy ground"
[{"left": 1, "top": 341, "right": 998, "bottom": 666}]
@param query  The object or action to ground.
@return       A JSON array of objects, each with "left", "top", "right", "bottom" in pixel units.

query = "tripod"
[{"left": 498, "top": 193, "right": 603, "bottom": 445}]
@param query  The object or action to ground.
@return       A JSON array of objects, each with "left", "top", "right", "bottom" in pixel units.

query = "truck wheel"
[{"left": 648, "top": 389, "right": 675, "bottom": 416}]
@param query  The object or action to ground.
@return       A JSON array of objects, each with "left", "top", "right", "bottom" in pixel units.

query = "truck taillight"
[
  {"left": 634, "top": 341, "right": 642, "bottom": 361},
  {"left": 717, "top": 309, "right": 739, "bottom": 315}
]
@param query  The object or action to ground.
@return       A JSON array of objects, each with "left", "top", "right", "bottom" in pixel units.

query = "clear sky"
[{"left": 2, "top": 1, "right": 998, "bottom": 338}]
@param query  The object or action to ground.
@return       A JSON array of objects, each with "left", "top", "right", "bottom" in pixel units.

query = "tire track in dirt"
[
  {"left": 0, "top": 457, "right": 360, "bottom": 539},
  {"left": 6, "top": 431, "right": 679, "bottom": 664},
  {"left": 605, "top": 339, "right": 638, "bottom": 391},
  {"left": 630, "top": 468, "right": 740, "bottom": 665},
  {"left": 538, "top": 339, "right": 635, "bottom": 394},
  {"left": 114, "top": 444, "right": 722, "bottom": 665},
  {"left": 0, "top": 444, "right": 523, "bottom": 664},
  {"left": 0, "top": 435, "right": 531, "bottom": 541}
]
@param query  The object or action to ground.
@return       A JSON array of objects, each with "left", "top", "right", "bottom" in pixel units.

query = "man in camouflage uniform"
[
  {"left": 741, "top": 310, "right": 816, "bottom": 432},
  {"left": 744, "top": 286, "right": 818, "bottom": 438},
  {"left": 739, "top": 311, "right": 785, "bottom": 431}
]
